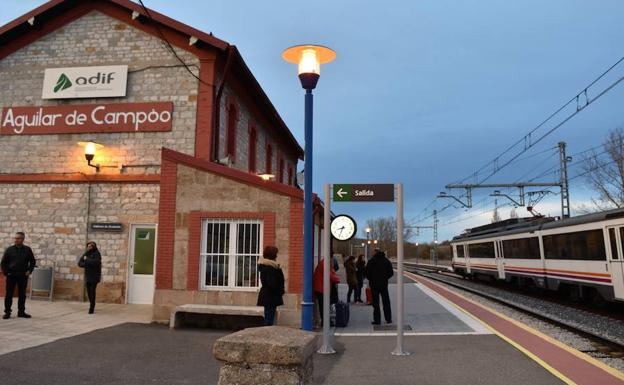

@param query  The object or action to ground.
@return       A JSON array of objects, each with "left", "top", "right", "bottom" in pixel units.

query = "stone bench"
[
  {"left": 169, "top": 304, "right": 265, "bottom": 330},
  {"left": 213, "top": 326, "right": 317, "bottom": 385}
]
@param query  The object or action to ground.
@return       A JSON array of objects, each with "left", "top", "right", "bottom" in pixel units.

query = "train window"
[
  {"left": 502, "top": 237, "right": 541, "bottom": 259},
  {"left": 468, "top": 242, "right": 495, "bottom": 258},
  {"left": 542, "top": 229, "right": 606, "bottom": 261},
  {"left": 610, "top": 228, "right": 619, "bottom": 260},
  {"left": 456, "top": 245, "right": 465, "bottom": 258}
]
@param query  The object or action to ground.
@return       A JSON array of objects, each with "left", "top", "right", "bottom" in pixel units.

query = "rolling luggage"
[
  {"left": 365, "top": 286, "right": 373, "bottom": 305},
  {"left": 335, "top": 301, "right": 350, "bottom": 327}
]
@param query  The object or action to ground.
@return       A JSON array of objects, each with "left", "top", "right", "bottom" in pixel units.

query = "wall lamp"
[
  {"left": 78, "top": 141, "right": 103, "bottom": 171},
  {"left": 258, "top": 173, "right": 275, "bottom": 181}
]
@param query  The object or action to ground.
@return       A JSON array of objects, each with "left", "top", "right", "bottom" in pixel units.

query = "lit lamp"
[
  {"left": 283, "top": 44, "right": 335, "bottom": 333},
  {"left": 258, "top": 173, "right": 275, "bottom": 181},
  {"left": 78, "top": 141, "right": 103, "bottom": 171}
]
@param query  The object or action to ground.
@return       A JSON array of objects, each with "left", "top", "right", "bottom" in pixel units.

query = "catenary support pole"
[
  {"left": 318, "top": 183, "right": 335, "bottom": 354},
  {"left": 301, "top": 89, "right": 314, "bottom": 331},
  {"left": 392, "top": 183, "right": 409, "bottom": 356}
]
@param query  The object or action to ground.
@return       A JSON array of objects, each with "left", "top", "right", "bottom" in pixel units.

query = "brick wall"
[
  {"left": 0, "top": 10, "right": 199, "bottom": 175},
  {"left": 217, "top": 84, "right": 299, "bottom": 183}
]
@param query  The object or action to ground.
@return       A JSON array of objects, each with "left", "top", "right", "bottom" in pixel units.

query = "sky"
[{"left": 2, "top": 0, "right": 624, "bottom": 242}]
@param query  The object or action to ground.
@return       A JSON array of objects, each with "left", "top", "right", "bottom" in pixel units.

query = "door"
[
  {"left": 606, "top": 227, "right": 624, "bottom": 300},
  {"left": 495, "top": 240, "right": 506, "bottom": 279},
  {"left": 128, "top": 224, "right": 157, "bottom": 304}
]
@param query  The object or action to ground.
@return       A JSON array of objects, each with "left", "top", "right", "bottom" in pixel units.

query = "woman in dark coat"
[
  {"left": 355, "top": 254, "right": 366, "bottom": 303},
  {"left": 78, "top": 241, "right": 102, "bottom": 314},
  {"left": 257, "top": 246, "right": 285, "bottom": 326},
  {"left": 344, "top": 256, "right": 358, "bottom": 303}
]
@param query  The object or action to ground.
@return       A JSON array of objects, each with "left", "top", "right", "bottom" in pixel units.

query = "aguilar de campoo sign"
[{"left": 0, "top": 102, "right": 173, "bottom": 135}]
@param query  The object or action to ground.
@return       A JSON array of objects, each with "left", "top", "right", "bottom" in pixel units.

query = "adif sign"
[
  {"left": 42, "top": 65, "right": 128, "bottom": 99},
  {"left": 0, "top": 102, "right": 173, "bottom": 135}
]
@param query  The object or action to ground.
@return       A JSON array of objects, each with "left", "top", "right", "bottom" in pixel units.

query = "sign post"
[{"left": 318, "top": 182, "right": 409, "bottom": 356}]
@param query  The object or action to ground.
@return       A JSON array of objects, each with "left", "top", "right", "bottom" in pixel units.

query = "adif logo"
[{"left": 54, "top": 73, "right": 72, "bottom": 93}]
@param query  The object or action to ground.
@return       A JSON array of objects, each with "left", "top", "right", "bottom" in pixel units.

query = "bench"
[{"left": 170, "top": 304, "right": 265, "bottom": 330}]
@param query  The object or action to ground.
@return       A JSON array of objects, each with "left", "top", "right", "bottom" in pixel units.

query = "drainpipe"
[{"left": 212, "top": 45, "right": 234, "bottom": 161}]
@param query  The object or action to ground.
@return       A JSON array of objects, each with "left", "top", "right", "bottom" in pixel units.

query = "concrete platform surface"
[
  {"left": 334, "top": 282, "right": 490, "bottom": 336},
  {"left": 314, "top": 335, "right": 565, "bottom": 385},
  {"left": 0, "top": 299, "right": 152, "bottom": 356},
  {"left": 0, "top": 323, "right": 565, "bottom": 385}
]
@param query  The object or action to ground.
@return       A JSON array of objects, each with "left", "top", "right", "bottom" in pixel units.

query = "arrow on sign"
[{"left": 336, "top": 188, "right": 348, "bottom": 198}]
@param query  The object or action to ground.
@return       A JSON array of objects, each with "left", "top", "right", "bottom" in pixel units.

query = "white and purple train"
[{"left": 451, "top": 208, "right": 624, "bottom": 303}]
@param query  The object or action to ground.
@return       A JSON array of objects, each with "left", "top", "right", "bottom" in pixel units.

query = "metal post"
[
  {"left": 558, "top": 141, "right": 571, "bottom": 218},
  {"left": 365, "top": 231, "right": 370, "bottom": 262},
  {"left": 433, "top": 209, "right": 438, "bottom": 265},
  {"left": 392, "top": 183, "right": 409, "bottom": 356},
  {"left": 301, "top": 88, "right": 314, "bottom": 331},
  {"left": 318, "top": 183, "right": 335, "bottom": 354}
]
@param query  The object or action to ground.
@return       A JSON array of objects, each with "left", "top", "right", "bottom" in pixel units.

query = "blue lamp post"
[{"left": 283, "top": 44, "right": 336, "bottom": 331}]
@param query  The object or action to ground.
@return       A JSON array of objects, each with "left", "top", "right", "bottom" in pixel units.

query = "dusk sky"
[{"left": 2, "top": 0, "right": 623, "bottom": 242}]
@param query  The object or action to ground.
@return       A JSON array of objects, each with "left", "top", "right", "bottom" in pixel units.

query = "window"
[
  {"left": 609, "top": 228, "right": 618, "bottom": 259},
  {"left": 468, "top": 242, "right": 495, "bottom": 258},
  {"left": 248, "top": 126, "right": 257, "bottom": 173},
  {"left": 278, "top": 157, "right": 284, "bottom": 183},
  {"left": 288, "top": 166, "right": 293, "bottom": 186},
  {"left": 542, "top": 229, "right": 606, "bottom": 261},
  {"left": 455, "top": 244, "right": 465, "bottom": 258},
  {"left": 265, "top": 143, "right": 273, "bottom": 174},
  {"left": 200, "top": 219, "right": 263, "bottom": 289},
  {"left": 226, "top": 103, "right": 238, "bottom": 162},
  {"left": 502, "top": 237, "right": 541, "bottom": 259}
]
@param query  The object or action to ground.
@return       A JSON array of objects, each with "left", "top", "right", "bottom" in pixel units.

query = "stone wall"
[
  {"left": 0, "top": 182, "right": 159, "bottom": 302},
  {"left": 153, "top": 163, "right": 301, "bottom": 325},
  {"left": 0, "top": 10, "right": 199, "bottom": 175}
]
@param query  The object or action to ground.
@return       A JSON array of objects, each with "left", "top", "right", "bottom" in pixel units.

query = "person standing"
[
  {"left": 313, "top": 257, "right": 340, "bottom": 324},
  {"left": 365, "top": 249, "right": 394, "bottom": 325},
  {"left": 1, "top": 232, "right": 36, "bottom": 319},
  {"left": 344, "top": 256, "right": 358, "bottom": 303},
  {"left": 355, "top": 254, "right": 366, "bottom": 303},
  {"left": 78, "top": 241, "right": 102, "bottom": 314},
  {"left": 256, "top": 246, "right": 285, "bottom": 326}
]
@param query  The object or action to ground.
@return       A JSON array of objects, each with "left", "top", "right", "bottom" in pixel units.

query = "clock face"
[{"left": 330, "top": 215, "right": 357, "bottom": 241}]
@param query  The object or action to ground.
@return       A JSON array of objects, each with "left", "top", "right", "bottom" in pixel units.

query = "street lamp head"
[
  {"left": 365, "top": 227, "right": 371, "bottom": 234},
  {"left": 78, "top": 140, "right": 103, "bottom": 170},
  {"left": 282, "top": 44, "right": 336, "bottom": 90}
]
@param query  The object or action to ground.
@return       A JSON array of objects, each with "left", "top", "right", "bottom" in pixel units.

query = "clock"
[{"left": 330, "top": 214, "right": 357, "bottom": 241}]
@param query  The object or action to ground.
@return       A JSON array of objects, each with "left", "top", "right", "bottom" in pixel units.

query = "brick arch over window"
[
  {"left": 248, "top": 124, "right": 258, "bottom": 173},
  {"left": 226, "top": 101, "right": 239, "bottom": 163}
]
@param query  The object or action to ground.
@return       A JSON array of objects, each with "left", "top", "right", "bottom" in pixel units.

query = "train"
[{"left": 450, "top": 208, "right": 624, "bottom": 303}]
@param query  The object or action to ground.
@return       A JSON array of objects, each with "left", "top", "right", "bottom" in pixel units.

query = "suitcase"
[
  {"left": 335, "top": 301, "right": 350, "bottom": 327},
  {"left": 365, "top": 286, "right": 373, "bottom": 305}
]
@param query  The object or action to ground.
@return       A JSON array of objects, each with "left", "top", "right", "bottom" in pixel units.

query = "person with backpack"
[
  {"left": 257, "top": 246, "right": 285, "bottom": 326},
  {"left": 78, "top": 241, "right": 102, "bottom": 314},
  {"left": 365, "top": 249, "right": 394, "bottom": 325}
]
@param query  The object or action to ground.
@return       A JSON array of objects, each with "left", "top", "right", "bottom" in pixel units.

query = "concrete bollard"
[{"left": 213, "top": 326, "right": 318, "bottom": 385}]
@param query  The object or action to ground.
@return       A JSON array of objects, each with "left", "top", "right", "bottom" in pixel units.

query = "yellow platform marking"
[{"left": 404, "top": 271, "right": 624, "bottom": 383}]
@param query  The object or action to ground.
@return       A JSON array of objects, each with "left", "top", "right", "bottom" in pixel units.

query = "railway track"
[{"left": 398, "top": 262, "right": 624, "bottom": 354}]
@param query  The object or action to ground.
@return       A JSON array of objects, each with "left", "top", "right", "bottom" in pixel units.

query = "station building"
[{"left": 0, "top": 0, "right": 321, "bottom": 325}]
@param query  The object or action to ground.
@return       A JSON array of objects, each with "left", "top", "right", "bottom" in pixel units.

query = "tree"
[
  {"left": 583, "top": 127, "right": 624, "bottom": 210},
  {"left": 364, "top": 216, "right": 414, "bottom": 256},
  {"left": 491, "top": 200, "right": 501, "bottom": 223}
]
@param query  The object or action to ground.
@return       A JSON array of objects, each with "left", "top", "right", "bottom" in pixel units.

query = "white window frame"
[{"left": 199, "top": 218, "right": 263, "bottom": 291}]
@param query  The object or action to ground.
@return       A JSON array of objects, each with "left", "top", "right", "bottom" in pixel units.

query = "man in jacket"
[
  {"left": 1, "top": 232, "right": 36, "bottom": 319},
  {"left": 365, "top": 249, "right": 394, "bottom": 325}
]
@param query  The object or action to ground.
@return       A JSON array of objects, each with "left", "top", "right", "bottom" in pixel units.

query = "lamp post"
[
  {"left": 365, "top": 227, "right": 371, "bottom": 262},
  {"left": 283, "top": 44, "right": 336, "bottom": 331}
]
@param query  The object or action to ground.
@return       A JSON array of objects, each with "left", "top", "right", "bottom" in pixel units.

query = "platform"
[{"left": 334, "top": 282, "right": 490, "bottom": 336}]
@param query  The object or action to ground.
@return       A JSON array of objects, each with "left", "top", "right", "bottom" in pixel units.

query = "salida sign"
[{"left": 0, "top": 102, "right": 173, "bottom": 135}]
